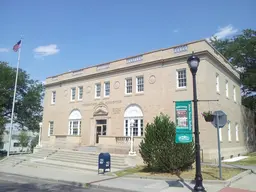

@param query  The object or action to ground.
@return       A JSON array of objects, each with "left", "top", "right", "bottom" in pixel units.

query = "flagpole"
[{"left": 7, "top": 41, "right": 22, "bottom": 157}]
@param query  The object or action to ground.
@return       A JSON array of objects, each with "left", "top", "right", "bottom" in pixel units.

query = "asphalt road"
[{"left": 0, "top": 172, "right": 111, "bottom": 192}]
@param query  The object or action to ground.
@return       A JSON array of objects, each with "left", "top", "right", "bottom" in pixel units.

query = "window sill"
[
  {"left": 67, "top": 135, "right": 81, "bottom": 137},
  {"left": 94, "top": 98, "right": 101, "bottom": 100},
  {"left": 103, "top": 96, "right": 110, "bottom": 100},
  {"left": 226, "top": 97, "right": 229, "bottom": 100},
  {"left": 124, "top": 94, "right": 132, "bottom": 97},
  {"left": 70, "top": 100, "right": 76, "bottom": 103},
  {"left": 216, "top": 91, "right": 220, "bottom": 95},
  {"left": 176, "top": 88, "right": 187, "bottom": 92},
  {"left": 135, "top": 92, "right": 144, "bottom": 96},
  {"left": 50, "top": 103, "right": 56, "bottom": 106}
]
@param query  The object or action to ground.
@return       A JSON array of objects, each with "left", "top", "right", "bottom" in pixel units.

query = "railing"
[
  {"left": 116, "top": 136, "right": 131, "bottom": 144},
  {"left": 98, "top": 136, "right": 144, "bottom": 146}
]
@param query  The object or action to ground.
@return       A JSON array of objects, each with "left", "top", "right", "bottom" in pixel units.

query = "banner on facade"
[{"left": 175, "top": 101, "right": 193, "bottom": 143}]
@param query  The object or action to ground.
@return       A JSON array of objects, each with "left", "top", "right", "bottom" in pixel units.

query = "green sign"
[{"left": 175, "top": 101, "right": 193, "bottom": 143}]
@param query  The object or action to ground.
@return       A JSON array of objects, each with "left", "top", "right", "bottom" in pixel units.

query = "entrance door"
[{"left": 95, "top": 120, "right": 107, "bottom": 144}]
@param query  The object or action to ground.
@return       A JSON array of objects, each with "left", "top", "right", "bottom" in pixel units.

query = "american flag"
[{"left": 13, "top": 40, "right": 21, "bottom": 52}]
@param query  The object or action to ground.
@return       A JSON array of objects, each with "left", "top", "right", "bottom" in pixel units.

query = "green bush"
[{"left": 139, "top": 113, "right": 195, "bottom": 173}]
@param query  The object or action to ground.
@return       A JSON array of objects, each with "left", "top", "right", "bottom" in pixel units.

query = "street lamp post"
[
  {"left": 38, "top": 122, "right": 42, "bottom": 147},
  {"left": 187, "top": 52, "right": 205, "bottom": 192},
  {"left": 129, "top": 119, "right": 136, "bottom": 156}
]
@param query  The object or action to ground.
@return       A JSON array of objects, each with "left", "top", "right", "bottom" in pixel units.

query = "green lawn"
[
  {"left": 227, "top": 152, "right": 256, "bottom": 166},
  {"left": 114, "top": 165, "right": 244, "bottom": 180}
]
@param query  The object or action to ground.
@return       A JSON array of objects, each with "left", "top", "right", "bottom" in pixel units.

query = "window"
[
  {"left": 68, "top": 110, "right": 82, "bottom": 136},
  {"left": 235, "top": 123, "right": 239, "bottom": 141},
  {"left": 177, "top": 69, "right": 187, "bottom": 88},
  {"left": 13, "top": 143, "right": 20, "bottom": 147},
  {"left": 51, "top": 91, "right": 56, "bottom": 104},
  {"left": 125, "top": 78, "right": 132, "bottom": 94},
  {"left": 136, "top": 76, "right": 144, "bottom": 93},
  {"left": 78, "top": 86, "right": 83, "bottom": 100},
  {"left": 104, "top": 82, "right": 110, "bottom": 97},
  {"left": 233, "top": 85, "right": 236, "bottom": 102},
  {"left": 216, "top": 74, "right": 220, "bottom": 93},
  {"left": 225, "top": 80, "right": 229, "bottom": 97},
  {"left": 71, "top": 87, "right": 76, "bottom": 101},
  {"left": 48, "top": 121, "right": 54, "bottom": 136},
  {"left": 69, "top": 120, "right": 81, "bottom": 135},
  {"left": 95, "top": 83, "right": 101, "bottom": 98},
  {"left": 141, "top": 119, "right": 144, "bottom": 136},
  {"left": 124, "top": 104, "right": 143, "bottom": 136},
  {"left": 228, "top": 122, "right": 231, "bottom": 141}
]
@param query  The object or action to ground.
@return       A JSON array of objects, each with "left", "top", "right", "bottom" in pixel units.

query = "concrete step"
[
  {"left": 46, "top": 156, "right": 129, "bottom": 169},
  {"left": 49, "top": 153, "right": 125, "bottom": 163},
  {"left": 53, "top": 151, "right": 127, "bottom": 161},
  {"left": 21, "top": 159, "right": 125, "bottom": 172},
  {"left": 47, "top": 156, "right": 128, "bottom": 167},
  {"left": 17, "top": 160, "right": 90, "bottom": 173}
]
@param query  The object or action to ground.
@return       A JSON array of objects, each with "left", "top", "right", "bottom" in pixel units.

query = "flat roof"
[{"left": 45, "top": 39, "right": 239, "bottom": 83}]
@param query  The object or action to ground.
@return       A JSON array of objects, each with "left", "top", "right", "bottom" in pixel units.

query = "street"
[{"left": 0, "top": 172, "right": 110, "bottom": 192}]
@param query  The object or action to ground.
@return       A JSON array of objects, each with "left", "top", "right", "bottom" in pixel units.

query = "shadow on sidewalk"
[{"left": 164, "top": 174, "right": 194, "bottom": 192}]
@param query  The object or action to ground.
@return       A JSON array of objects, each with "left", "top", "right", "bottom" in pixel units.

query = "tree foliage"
[
  {"left": 30, "top": 135, "right": 39, "bottom": 152},
  {"left": 18, "top": 131, "right": 30, "bottom": 150},
  {"left": 139, "top": 113, "right": 195, "bottom": 173},
  {"left": 210, "top": 29, "right": 256, "bottom": 111},
  {"left": 0, "top": 61, "right": 44, "bottom": 142}
]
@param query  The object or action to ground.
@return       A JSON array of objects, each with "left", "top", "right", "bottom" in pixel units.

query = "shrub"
[{"left": 139, "top": 113, "right": 195, "bottom": 173}]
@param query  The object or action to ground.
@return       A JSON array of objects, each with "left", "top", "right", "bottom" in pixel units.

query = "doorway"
[{"left": 96, "top": 119, "right": 107, "bottom": 144}]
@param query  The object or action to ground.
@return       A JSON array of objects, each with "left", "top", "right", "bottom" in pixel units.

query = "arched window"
[
  {"left": 68, "top": 110, "right": 82, "bottom": 136},
  {"left": 124, "top": 104, "right": 144, "bottom": 137}
]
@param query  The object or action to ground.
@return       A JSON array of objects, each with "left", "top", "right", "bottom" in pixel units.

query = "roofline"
[
  {"left": 204, "top": 40, "right": 240, "bottom": 74},
  {"left": 46, "top": 39, "right": 207, "bottom": 79},
  {"left": 45, "top": 50, "right": 240, "bottom": 88}
]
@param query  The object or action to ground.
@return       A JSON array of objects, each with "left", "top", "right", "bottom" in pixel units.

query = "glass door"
[{"left": 95, "top": 119, "right": 107, "bottom": 144}]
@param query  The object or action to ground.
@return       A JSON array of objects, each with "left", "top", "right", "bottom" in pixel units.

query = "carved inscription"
[
  {"left": 112, "top": 108, "right": 121, "bottom": 114},
  {"left": 83, "top": 100, "right": 122, "bottom": 107}
]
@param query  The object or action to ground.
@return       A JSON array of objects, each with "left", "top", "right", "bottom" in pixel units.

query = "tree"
[
  {"left": 30, "top": 135, "right": 39, "bottom": 152},
  {"left": 210, "top": 29, "right": 256, "bottom": 111},
  {"left": 139, "top": 113, "right": 195, "bottom": 173},
  {"left": 18, "top": 131, "right": 30, "bottom": 151},
  {"left": 0, "top": 61, "right": 44, "bottom": 143}
]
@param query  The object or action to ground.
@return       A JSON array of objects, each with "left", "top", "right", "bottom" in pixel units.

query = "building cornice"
[{"left": 44, "top": 50, "right": 240, "bottom": 88}]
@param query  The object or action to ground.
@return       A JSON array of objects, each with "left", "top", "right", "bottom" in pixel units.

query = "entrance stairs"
[{"left": 0, "top": 148, "right": 132, "bottom": 172}]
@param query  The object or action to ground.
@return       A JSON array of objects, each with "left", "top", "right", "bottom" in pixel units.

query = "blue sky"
[{"left": 0, "top": 0, "right": 255, "bottom": 83}]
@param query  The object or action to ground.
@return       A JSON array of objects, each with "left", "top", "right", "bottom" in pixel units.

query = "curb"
[
  {"left": 0, "top": 157, "right": 8, "bottom": 163},
  {"left": 0, "top": 171, "right": 85, "bottom": 188},
  {"left": 121, "top": 169, "right": 252, "bottom": 186},
  {"left": 90, "top": 184, "right": 139, "bottom": 192},
  {"left": 224, "top": 170, "right": 252, "bottom": 187}
]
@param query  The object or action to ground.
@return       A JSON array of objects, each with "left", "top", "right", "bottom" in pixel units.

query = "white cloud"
[
  {"left": 173, "top": 29, "right": 179, "bottom": 33},
  {"left": 33, "top": 44, "right": 59, "bottom": 58},
  {"left": 0, "top": 48, "right": 9, "bottom": 52},
  {"left": 208, "top": 25, "right": 238, "bottom": 41}
]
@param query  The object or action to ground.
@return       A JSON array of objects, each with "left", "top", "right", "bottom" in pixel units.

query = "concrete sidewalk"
[
  {"left": 0, "top": 163, "right": 114, "bottom": 185},
  {"left": 90, "top": 173, "right": 256, "bottom": 192},
  {"left": 0, "top": 160, "right": 255, "bottom": 192},
  {"left": 90, "top": 177, "right": 225, "bottom": 192}
]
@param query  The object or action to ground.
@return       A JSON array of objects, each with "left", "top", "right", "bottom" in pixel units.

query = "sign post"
[
  {"left": 212, "top": 110, "right": 227, "bottom": 180},
  {"left": 175, "top": 101, "right": 193, "bottom": 143},
  {"left": 216, "top": 112, "right": 222, "bottom": 179}
]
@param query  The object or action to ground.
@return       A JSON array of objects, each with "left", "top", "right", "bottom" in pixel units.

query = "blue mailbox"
[{"left": 98, "top": 152, "right": 111, "bottom": 174}]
